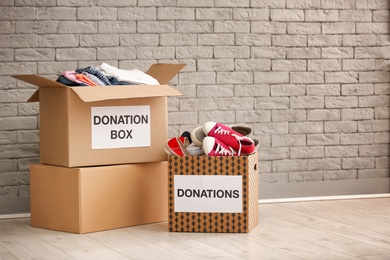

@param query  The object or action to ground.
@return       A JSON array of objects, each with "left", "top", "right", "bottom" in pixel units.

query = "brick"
[
  {"left": 198, "top": 34, "right": 235, "bottom": 45},
  {"left": 324, "top": 170, "right": 357, "bottom": 180},
  {"left": 359, "top": 71, "right": 390, "bottom": 83},
  {"left": 259, "top": 147, "right": 289, "bottom": 160},
  {"left": 254, "top": 72, "right": 289, "bottom": 84},
  {"left": 360, "top": 144, "right": 390, "bottom": 157},
  {"left": 0, "top": 117, "right": 37, "bottom": 131},
  {"left": 58, "top": 21, "right": 97, "bottom": 34},
  {"left": 56, "top": 48, "right": 96, "bottom": 61},
  {"left": 0, "top": 7, "right": 35, "bottom": 20},
  {"left": 373, "top": 10, "right": 390, "bottom": 22},
  {"left": 287, "top": 23, "right": 321, "bottom": 34},
  {"left": 291, "top": 147, "right": 324, "bottom": 159},
  {"left": 216, "top": 46, "right": 250, "bottom": 58},
  {"left": 360, "top": 96, "right": 389, "bottom": 108},
  {"left": 19, "top": 103, "right": 39, "bottom": 116},
  {"left": 325, "top": 146, "right": 358, "bottom": 157},
  {"left": 197, "top": 85, "right": 233, "bottom": 97},
  {"left": 0, "top": 35, "right": 38, "bottom": 48},
  {"left": 287, "top": 0, "right": 320, "bottom": 8},
  {"left": 273, "top": 35, "right": 307, "bottom": 47},
  {"left": 289, "top": 171, "right": 323, "bottom": 182},
  {"left": 0, "top": 160, "right": 17, "bottom": 173},
  {"left": 251, "top": 0, "right": 285, "bottom": 8},
  {"left": 356, "top": 0, "right": 389, "bottom": 9},
  {"left": 35, "top": 7, "right": 76, "bottom": 20},
  {"left": 217, "top": 72, "right": 253, "bottom": 84},
  {"left": 176, "top": 21, "right": 213, "bottom": 33},
  {"left": 214, "top": 21, "right": 250, "bottom": 33},
  {"left": 77, "top": 7, "right": 117, "bottom": 20},
  {"left": 322, "top": 0, "right": 354, "bottom": 8},
  {"left": 199, "top": 111, "right": 235, "bottom": 123},
  {"left": 287, "top": 48, "right": 320, "bottom": 59},
  {"left": 308, "top": 158, "right": 341, "bottom": 171},
  {"left": 341, "top": 133, "right": 373, "bottom": 145},
  {"left": 137, "top": 46, "right": 175, "bottom": 59},
  {"left": 323, "top": 22, "right": 355, "bottom": 34},
  {"left": 305, "top": 10, "right": 338, "bottom": 22},
  {"left": 291, "top": 72, "right": 324, "bottom": 84},
  {"left": 324, "top": 121, "right": 357, "bottom": 133},
  {"left": 180, "top": 98, "right": 217, "bottom": 111},
  {"left": 214, "top": 0, "right": 250, "bottom": 7},
  {"left": 375, "top": 132, "right": 390, "bottom": 144},
  {"left": 309, "top": 106, "right": 341, "bottom": 122},
  {"left": 291, "top": 96, "right": 324, "bottom": 109},
  {"left": 234, "top": 85, "right": 269, "bottom": 97},
  {"left": 198, "top": 59, "right": 234, "bottom": 72},
  {"left": 157, "top": 7, "right": 194, "bottom": 20},
  {"left": 355, "top": 47, "right": 390, "bottom": 59},
  {"left": 307, "top": 84, "right": 340, "bottom": 96},
  {"left": 0, "top": 62, "right": 37, "bottom": 76},
  {"left": 307, "top": 134, "right": 340, "bottom": 145},
  {"left": 376, "top": 156, "right": 389, "bottom": 168},
  {"left": 179, "top": 72, "right": 216, "bottom": 85},
  {"left": 358, "top": 120, "right": 390, "bottom": 132},
  {"left": 252, "top": 47, "right": 286, "bottom": 59},
  {"left": 325, "top": 96, "right": 358, "bottom": 108},
  {"left": 308, "top": 35, "right": 342, "bottom": 47},
  {"left": 18, "top": 130, "right": 39, "bottom": 143},
  {"left": 217, "top": 97, "right": 254, "bottom": 110},
  {"left": 0, "top": 131, "right": 17, "bottom": 145},
  {"left": 176, "top": 46, "right": 213, "bottom": 59},
  {"left": 356, "top": 23, "right": 389, "bottom": 34},
  {"left": 120, "top": 34, "right": 158, "bottom": 46},
  {"left": 0, "top": 187, "right": 18, "bottom": 198},
  {"left": 233, "top": 8, "right": 268, "bottom": 20},
  {"left": 273, "top": 159, "right": 307, "bottom": 172},
  {"left": 80, "top": 34, "right": 119, "bottom": 47},
  {"left": 375, "top": 84, "right": 390, "bottom": 95},
  {"left": 358, "top": 169, "right": 389, "bottom": 179},
  {"left": 271, "top": 10, "right": 304, "bottom": 22},
  {"left": 0, "top": 49, "right": 13, "bottom": 62},
  {"left": 339, "top": 10, "right": 372, "bottom": 21},
  {"left": 0, "top": 21, "right": 15, "bottom": 34},
  {"left": 16, "top": 0, "right": 56, "bottom": 5},
  {"left": 342, "top": 108, "right": 374, "bottom": 121},
  {"left": 236, "top": 33, "right": 270, "bottom": 47},
  {"left": 271, "top": 84, "right": 305, "bottom": 96},
  {"left": 15, "top": 48, "right": 55, "bottom": 61},
  {"left": 272, "top": 60, "right": 306, "bottom": 71},
  {"left": 251, "top": 22, "right": 286, "bottom": 34},
  {"left": 168, "top": 111, "right": 198, "bottom": 125},
  {"left": 342, "top": 59, "right": 375, "bottom": 71},
  {"left": 137, "top": 21, "right": 174, "bottom": 33},
  {"left": 325, "top": 72, "right": 358, "bottom": 84},
  {"left": 375, "top": 107, "right": 390, "bottom": 119},
  {"left": 98, "top": 47, "right": 136, "bottom": 60},
  {"left": 39, "top": 34, "right": 79, "bottom": 47},
  {"left": 290, "top": 122, "right": 324, "bottom": 134},
  {"left": 196, "top": 8, "right": 232, "bottom": 20},
  {"left": 343, "top": 157, "right": 375, "bottom": 169},
  {"left": 0, "top": 104, "right": 17, "bottom": 117},
  {"left": 255, "top": 97, "right": 289, "bottom": 110},
  {"left": 57, "top": 0, "right": 99, "bottom": 6},
  {"left": 272, "top": 110, "right": 306, "bottom": 122},
  {"left": 235, "top": 59, "right": 271, "bottom": 71},
  {"left": 118, "top": 7, "right": 156, "bottom": 20},
  {"left": 254, "top": 122, "right": 289, "bottom": 135},
  {"left": 38, "top": 61, "right": 78, "bottom": 75},
  {"left": 236, "top": 110, "right": 271, "bottom": 122},
  {"left": 308, "top": 59, "right": 341, "bottom": 71},
  {"left": 322, "top": 47, "right": 354, "bottom": 58},
  {"left": 139, "top": 0, "right": 175, "bottom": 6},
  {"left": 260, "top": 172, "right": 288, "bottom": 183}
]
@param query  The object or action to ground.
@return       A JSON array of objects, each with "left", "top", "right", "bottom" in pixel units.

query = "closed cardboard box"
[
  {"left": 30, "top": 162, "right": 168, "bottom": 234},
  {"left": 168, "top": 153, "right": 258, "bottom": 233},
  {"left": 14, "top": 64, "right": 185, "bottom": 167}
]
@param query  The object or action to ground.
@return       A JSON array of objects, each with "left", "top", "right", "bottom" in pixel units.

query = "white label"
[
  {"left": 91, "top": 106, "right": 150, "bottom": 149},
  {"left": 174, "top": 175, "right": 243, "bottom": 213}
]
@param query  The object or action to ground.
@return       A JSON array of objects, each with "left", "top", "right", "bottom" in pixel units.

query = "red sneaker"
[
  {"left": 203, "top": 122, "right": 256, "bottom": 155},
  {"left": 164, "top": 137, "right": 189, "bottom": 156},
  {"left": 203, "top": 137, "right": 237, "bottom": 156}
]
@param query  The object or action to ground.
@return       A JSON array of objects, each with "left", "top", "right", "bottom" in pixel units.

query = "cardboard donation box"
[
  {"left": 13, "top": 64, "right": 185, "bottom": 167},
  {"left": 168, "top": 153, "right": 258, "bottom": 233},
  {"left": 29, "top": 162, "right": 168, "bottom": 234}
]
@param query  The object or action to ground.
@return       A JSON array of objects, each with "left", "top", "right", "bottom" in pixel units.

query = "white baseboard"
[{"left": 0, "top": 213, "right": 31, "bottom": 220}]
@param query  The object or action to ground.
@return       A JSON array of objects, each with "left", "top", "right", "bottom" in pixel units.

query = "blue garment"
[
  {"left": 107, "top": 76, "right": 138, "bottom": 85},
  {"left": 75, "top": 66, "right": 111, "bottom": 85}
]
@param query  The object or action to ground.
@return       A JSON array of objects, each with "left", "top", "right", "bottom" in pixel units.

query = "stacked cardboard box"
[{"left": 15, "top": 64, "right": 185, "bottom": 234}]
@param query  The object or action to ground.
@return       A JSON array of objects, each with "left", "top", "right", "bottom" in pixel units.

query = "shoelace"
[
  {"left": 214, "top": 142, "right": 236, "bottom": 156},
  {"left": 213, "top": 126, "right": 231, "bottom": 135}
]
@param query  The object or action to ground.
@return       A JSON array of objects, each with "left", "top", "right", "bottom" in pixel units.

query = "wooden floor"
[{"left": 0, "top": 198, "right": 389, "bottom": 260}]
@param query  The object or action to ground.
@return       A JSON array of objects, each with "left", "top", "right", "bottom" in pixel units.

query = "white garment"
[{"left": 97, "top": 63, "right": 160, "bottom": 85}]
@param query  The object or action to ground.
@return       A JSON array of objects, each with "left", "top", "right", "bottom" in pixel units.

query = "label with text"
[{"left": 91, "top": 105, "right": 150, "bottom": 149}]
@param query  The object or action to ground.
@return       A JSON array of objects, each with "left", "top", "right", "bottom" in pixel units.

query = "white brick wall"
[{"left": 0, "top": 0, "right": 389, "bottom": 199}]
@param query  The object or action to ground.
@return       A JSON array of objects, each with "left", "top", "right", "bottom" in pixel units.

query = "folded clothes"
[
  {"left": 76, "top": 66, "right": 111, "bottom": 86},
  {"left": 57, "top": 75, "right": 88, "bottom": 86},
  {"left": 75, "top": 73, "right": 98, "bottom": 86},
  {"left": 82, "top": 72, "right": 105, "bottom": 86},
  {"left": 97, "top": 63, "right": 160, "bottom": 85}
]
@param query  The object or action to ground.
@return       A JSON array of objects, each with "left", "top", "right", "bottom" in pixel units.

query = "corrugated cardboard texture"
[
  {"left": 30, "top": 162, "right": 168, "bottom": 234},
  {"left": 168, "top": 153, "right": 258, "bottom": 233}
]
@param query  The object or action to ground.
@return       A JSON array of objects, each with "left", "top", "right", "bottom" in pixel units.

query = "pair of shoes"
[
  {"left": 192, "top": 122, "right": 259, "bottom": 156},
  {"left": 164, "top": 137, "right": 190, "bottom": 156}
]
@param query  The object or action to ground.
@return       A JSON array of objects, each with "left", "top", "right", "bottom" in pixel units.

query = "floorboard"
[{"left": 0, "top": 198, "right": 389, "bottom": 260}]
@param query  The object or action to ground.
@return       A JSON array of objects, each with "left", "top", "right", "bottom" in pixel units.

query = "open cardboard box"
[
  {"left": 29, "top": 161, "right": 168, "bottom": 234},
  {"left": 168, "top": 153, "right": 259, "bottom": 233},
  {"left": 13, "top": 64, "right": 185, "bottom": 167}
]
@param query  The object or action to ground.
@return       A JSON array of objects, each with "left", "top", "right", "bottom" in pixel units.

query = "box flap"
[
  {"left": 146, "top": 64, "right": 186, "bottom": 85},
  {"left": 71, "top": 84, "right": 182, "bottom": 102},
  {"left": 12, "top": 75, "right": 67, "bottom": 89}
]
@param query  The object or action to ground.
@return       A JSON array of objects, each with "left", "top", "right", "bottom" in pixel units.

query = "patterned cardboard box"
[{"left": 168, "top": 153, "right": 258, "bottom": 233}]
